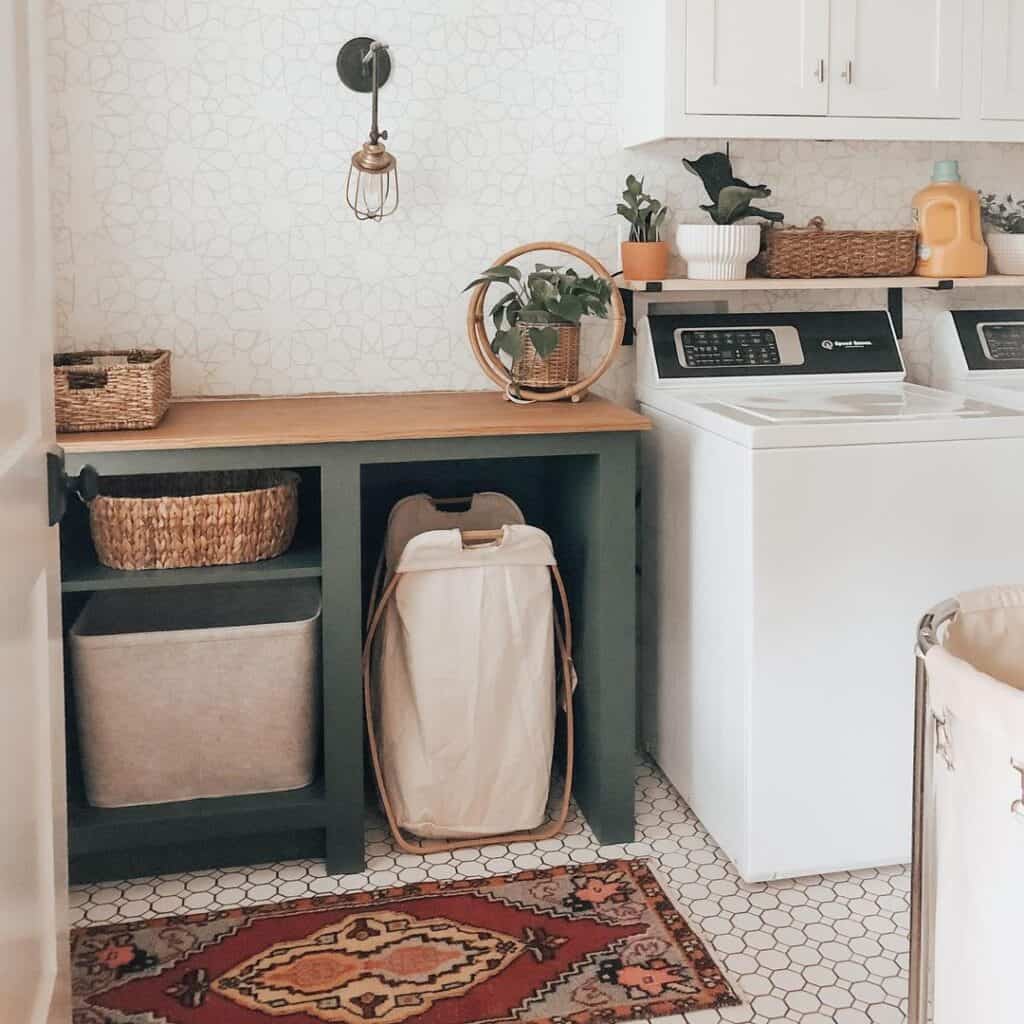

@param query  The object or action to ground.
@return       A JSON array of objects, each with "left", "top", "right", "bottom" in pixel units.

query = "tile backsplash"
[{"left": 48, "top": 1, "right": 1024, "bottom": 403}]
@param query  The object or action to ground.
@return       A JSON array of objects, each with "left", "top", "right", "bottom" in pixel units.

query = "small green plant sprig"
[
  {"left": 617, "top": 174, "right": 669, "bottom": 242},
  {"left": 979, "top": 192, "right": 1024, "bottom": 234},
  {"left": 683, "top": 151, "right": 784, "bottom": 226},
  {"left": 465, "top": 263, "right": 612, "bottom": 360}
]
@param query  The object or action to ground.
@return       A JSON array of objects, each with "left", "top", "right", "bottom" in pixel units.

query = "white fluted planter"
[
  {"left": 986, "top": 232, "right": 1024, "bottom": 275},
  {"left": 676, "top": 223, "right": 761, "bottom": 280}
]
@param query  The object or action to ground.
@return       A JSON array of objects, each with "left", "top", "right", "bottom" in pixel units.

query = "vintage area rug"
[{"left": 71, "top": 859, "right": 739, "bottom": 1024}]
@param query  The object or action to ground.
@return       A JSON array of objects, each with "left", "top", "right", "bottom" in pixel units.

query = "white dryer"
[
  {"left": 933, "top": 308, "right": 1024, "bottom": 407},
  {"left": 638, "top": 310, "right": 1024, "bottom": 882}
]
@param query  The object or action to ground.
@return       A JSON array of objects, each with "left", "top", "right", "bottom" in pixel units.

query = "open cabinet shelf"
[
  {"left": 68, "top": 781, "right": 328, "bottom": 857},
  {"left": 57, "top": 394, "right": 648, "bottom": 883},
  {"left": 60, "top": 541, "right": 322, "bottom": 593}
]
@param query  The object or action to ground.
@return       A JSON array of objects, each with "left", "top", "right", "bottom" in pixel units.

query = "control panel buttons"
[
  {"left": 980, "top": 324, "right": 1024, "bottom": 361},
  {"left": 680, "top": 329, "right": 781, "bottom": 368}
]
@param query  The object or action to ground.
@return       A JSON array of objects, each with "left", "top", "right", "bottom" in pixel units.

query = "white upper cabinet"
[
  {"left": 827, "top": 0, "right": 963, "bottom": 118},
  {"left": 685, "top": 0, "right": 829, "bottom": 116},
  {"left": 623, "top": 0, "right": 1024, "bottom": 144},
  {"left": 981, "top": 0, "right": 1024, "bottom": 119}
]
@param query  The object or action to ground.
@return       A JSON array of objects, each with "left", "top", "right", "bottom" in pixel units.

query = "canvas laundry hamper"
[
  {"left": 364, "top": 493, "right": 576, "bottom": 853},
  {"left": 910, "top": 586, "right": 1024, "bottom": 1024},
  {"left": 70, "top": 580, "right": 320, "bottom": 808}
]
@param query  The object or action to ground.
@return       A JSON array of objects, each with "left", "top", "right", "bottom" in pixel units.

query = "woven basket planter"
[
  {"left": 88, "top": 470, "right": 300, "bottom": 571},
  {"left": 54, "top": 350, "right": 171, "bottom": 432},
  {"left": 754, "top": 219, "right": 918, "bottom": 278},
  {"left": 511, "top": 322, "right": 580, "bottom": 390}
]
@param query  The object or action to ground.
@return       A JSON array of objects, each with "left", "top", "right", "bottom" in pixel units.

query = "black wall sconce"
[{"left": 336, "top": 37, "right": 398, "bottom": 221}]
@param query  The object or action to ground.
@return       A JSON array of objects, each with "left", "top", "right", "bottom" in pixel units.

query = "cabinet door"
[
  {"left": 981, "top": 0, "right": 1024, "bottom": 120},
  {"left": 829, "top": 0, "right": 963, "bottom": 117},
  {"left": 685, "top": 0, "right": 830, "bottom": 116}
]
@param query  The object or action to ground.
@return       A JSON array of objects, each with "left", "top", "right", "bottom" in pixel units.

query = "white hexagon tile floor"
[{"left": 69, "top": 759, "right": 910, "bottom": 1024}]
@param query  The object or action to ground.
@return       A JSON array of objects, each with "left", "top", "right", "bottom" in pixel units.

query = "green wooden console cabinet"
[{"left": 58, "top": 391, "right": 650, "bottom": 884}]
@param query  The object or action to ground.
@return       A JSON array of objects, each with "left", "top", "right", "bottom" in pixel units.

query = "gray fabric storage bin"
[{"left": 70, "top": 580, "right": 321, "bottom": 808}]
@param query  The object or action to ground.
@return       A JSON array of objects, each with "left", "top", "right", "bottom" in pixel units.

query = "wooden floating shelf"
[
  {"left": 68, "top": 781, "right": 328, "bottom": 856},
  {"left": 620, "top": 275, "right": 1024, "bottom": 293},
  {"left": 61, "top": 542, "right": 322, "bottom": 593}
]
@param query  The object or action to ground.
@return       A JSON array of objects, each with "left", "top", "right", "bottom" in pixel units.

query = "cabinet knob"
[
  {"left": 814, "top": 58, "right": 825, "bottom": 83},
  {"left": 841, "top": 60, "right": 854, "bottom": 84}
]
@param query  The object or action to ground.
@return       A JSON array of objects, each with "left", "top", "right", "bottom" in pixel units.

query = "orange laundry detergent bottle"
[{"left": 912, "top": 160, "right": 988, "bottom": 278}]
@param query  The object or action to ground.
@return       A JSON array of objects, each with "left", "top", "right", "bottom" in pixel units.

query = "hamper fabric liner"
[
  {"left": 364, "top": 492, "right": 576, "bottom": 853},
  {"left": 70, "top": 581, "right": 320, "bottom": 808},
  {"left": 925, "top": 585, "right": 1024, "bottom": 1024}
]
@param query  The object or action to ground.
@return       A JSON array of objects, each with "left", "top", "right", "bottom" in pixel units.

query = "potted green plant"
[
  {"left": 465, "top": 262, "right": 612, "bottom": 390},
  {"left": 678, "top": 151, "right": 784, "bottom": 280},
  {"left": 617, "top": 174, "right": 670, "bottom": 281},
  {"left": 979, "top": 192, "right": 1024, "bottom": 274}
]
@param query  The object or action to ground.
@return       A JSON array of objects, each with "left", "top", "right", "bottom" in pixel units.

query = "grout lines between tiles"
[{"left": 71, "top": 759, "right": 910, "bottom": 1024}]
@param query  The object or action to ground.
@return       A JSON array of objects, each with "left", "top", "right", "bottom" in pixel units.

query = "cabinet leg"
[
  {"left": 320, "top": 453, "right": 366, "bottom": 875},
  {"left": 325, "top": 826, "right": 365, "bottom": 876},
  {"left": 563, "top": 435, "right": 638, "bottom": 846}
]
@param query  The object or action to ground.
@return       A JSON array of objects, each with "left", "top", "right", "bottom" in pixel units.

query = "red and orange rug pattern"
[{"left": 71, "top": 859, "right": 739, "bottom": 1024}]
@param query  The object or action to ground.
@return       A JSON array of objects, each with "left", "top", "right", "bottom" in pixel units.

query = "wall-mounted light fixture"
[{"left": 336, "top": 37, "right": 398, "bottom": 222}]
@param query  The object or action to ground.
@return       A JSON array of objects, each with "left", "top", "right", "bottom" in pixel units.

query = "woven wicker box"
[
  {"left": 54, "top": 349, "right": 171, "bottom": 432},
  {"left": 754, "top": 219, "right": 918, "bottom": 279},
  {"left": 88, "top": 470, "right": 300, "bottom": 571}
]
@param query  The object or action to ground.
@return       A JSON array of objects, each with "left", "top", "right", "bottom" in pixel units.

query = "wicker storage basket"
[
  {"left": 88, "top": 470, "right": 299, "bottom": 571},
  {"left": 54, "top": 350, "right": 171, "bottom": 432},
  {"left": 511, "top": 322, "right": 580, "bottom": 390},
  {"left": 754, "top": 218, "right": 918, "bottom": 278}
]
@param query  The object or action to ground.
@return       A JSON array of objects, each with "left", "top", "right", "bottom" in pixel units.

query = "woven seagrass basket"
[
  {"left": 88, "top": 470, "right": 299, "bottom": 571},
  {"left": 54, "top": 350, "right": 171, "bottom": 432},
  {"left": 511, "top": 322, "right": 580, "bottom": 390},
  {"left": 754, "top": 218, "right": 918, "bottom": 278}
]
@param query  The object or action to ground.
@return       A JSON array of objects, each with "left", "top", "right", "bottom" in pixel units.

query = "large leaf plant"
[
  {"left": 683, "top": 151, "right": 784, "bottom": 226},
  {"left": 465, "top": 263, "right": 612, "bottom": 360}
]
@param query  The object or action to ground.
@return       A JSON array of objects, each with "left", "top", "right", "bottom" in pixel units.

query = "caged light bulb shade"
[
  {"left": 346, "top": 142, "right": 399, "bottom": 222},
  {"left": 337, "top": 37, "right": 399, "bottom": 222}
]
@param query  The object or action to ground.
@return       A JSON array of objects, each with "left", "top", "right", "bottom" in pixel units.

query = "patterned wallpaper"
[{"left": 47, "top": 0, "right": 1024, "bottom": 402}]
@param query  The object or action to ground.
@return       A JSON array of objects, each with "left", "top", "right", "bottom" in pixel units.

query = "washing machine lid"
[
  {"left": 646, "top": 382, "right": 1024, "bottom": 448},
  {"left": 963, "top": 378, "right": 1024, "bottom": 408}
]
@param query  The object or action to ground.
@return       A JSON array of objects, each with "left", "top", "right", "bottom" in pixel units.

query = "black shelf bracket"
[{"left": 887, "top": 288, "right": 904, "bottom": 340}]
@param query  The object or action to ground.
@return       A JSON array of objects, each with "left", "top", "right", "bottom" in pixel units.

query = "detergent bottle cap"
[{"left": 932, "top": 160, "right": 961, "bottom": 183}]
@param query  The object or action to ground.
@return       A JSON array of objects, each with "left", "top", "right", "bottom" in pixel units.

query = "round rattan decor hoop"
[{"left": 466, "top": 241, "right": 626, "bottom": 403}]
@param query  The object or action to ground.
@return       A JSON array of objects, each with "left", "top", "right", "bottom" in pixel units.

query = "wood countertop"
[{"left": 58, "top": 391, "right": 651, "bottom": 453}]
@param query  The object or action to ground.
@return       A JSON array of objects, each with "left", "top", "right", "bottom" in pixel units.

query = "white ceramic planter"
[
  {"left": 985, "top": 232, "right": 1024, "bottom": 275},
  {"left": 676, "top": 223, "right": 762, "bottom": 280}
]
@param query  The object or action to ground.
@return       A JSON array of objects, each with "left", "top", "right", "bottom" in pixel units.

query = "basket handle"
[{"left": 67, "top": 370, "right": 109, "bottom": 390}]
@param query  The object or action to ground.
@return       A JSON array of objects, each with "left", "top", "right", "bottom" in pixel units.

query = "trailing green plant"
[
  {"left": 682, "top": 151, "right": 784, "bottom": 226},
  {"left": 616, "top": 174, "right": 669, "bottom": 242},
  {"left": 979, "top": 192, "right": 1024, "bottom": 233},
  {"left": 464, "top": 263, "right": 612, "bottom": 360}
]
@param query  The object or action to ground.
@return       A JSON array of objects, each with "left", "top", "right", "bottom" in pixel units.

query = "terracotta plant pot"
[
  {"left": 621, "top": 240, "right": 669, "bottom": 282},
  {"left": 676, "top": 223, "right": 761, "bottom": 280}
]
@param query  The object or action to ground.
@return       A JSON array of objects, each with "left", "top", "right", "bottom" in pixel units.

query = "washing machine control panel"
[
  {"left": 647, "top": 311, "right": 903, "bottom": 381},
  {"left": 979, "top": 323, "right": 1024, "bottom": 361},
  {"left": 675, "top": 327, "right": 800, "bottom": 369},
  {"left": 941, "top": 310, "right": 1024, "bottom": 372}
]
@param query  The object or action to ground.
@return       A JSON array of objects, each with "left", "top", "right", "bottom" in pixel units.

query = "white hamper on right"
[
  {"left": 921, "top": 586, "right": 1024, "bottom": 1024},
  {"left": 70, "top": 580, "right": 320, "bottom": 808}
]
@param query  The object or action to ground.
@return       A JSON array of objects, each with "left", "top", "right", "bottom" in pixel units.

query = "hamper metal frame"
[{"left": 910, "top": 597, "right": 959, "bottom": 1024}]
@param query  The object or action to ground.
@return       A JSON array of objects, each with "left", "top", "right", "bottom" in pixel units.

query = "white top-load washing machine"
[
  {"left": 638, "top": 309, "right": 1024, "bottom": 882},
  {"left": 933, "top": 308, "right": 1024, "bottom": 406}
]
